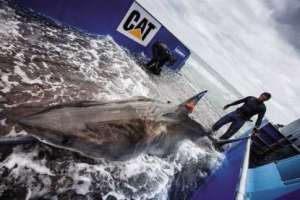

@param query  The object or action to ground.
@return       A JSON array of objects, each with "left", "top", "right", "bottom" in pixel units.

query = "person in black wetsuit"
[
  {"left": 146, "top": 41, "right": 176, "bottom": 75},
  {"left": 212, "top": 92, "right": 271, "bottom": 140}
]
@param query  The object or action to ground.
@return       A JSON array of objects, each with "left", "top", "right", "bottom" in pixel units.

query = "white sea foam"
[
  {"left": 14, "top": 65, "right": 43, "bottom": 85},
  {"left": 2, "top": 148, "right": 53, "bottom": 176},
  {"left": 0, "top": 119, "right": 6, "bottom": 126},
  {"left": 7, "top": 126, "right": 28, "bottom": 137},
  {"left": 0, "top": 72, "right": 19, "bottom": 93}
]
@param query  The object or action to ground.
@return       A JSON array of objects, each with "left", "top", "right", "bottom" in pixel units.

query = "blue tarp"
[{"left": 15, "top": 0, "right": 191, "bottom": 70}]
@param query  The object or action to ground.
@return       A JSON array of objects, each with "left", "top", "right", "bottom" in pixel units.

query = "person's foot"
[
  {"left": 152, "top": 67, "right": 161, "bottom": 75},
  {"left": 206, "top": 128, "right": 219, "bottom": 143}
]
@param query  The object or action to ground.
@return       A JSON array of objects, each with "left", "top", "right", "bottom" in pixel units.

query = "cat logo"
[{"left": 117, "top": 2, "right": 161, "bottom": 46}]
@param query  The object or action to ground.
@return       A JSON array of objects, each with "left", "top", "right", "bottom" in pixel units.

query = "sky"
[
  {"left": 265, "top": 0, "right": 300, "bottom": 51},
  {"left": 139, "top": 0, "right": 300, "bottom": 124}
]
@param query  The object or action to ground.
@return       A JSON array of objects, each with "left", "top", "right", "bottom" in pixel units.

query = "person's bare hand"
[
  {"left": 251, "top": 127, "right": 259, "bottom": 138},
  {"left": 253, "top": 127, "right": 259, "bottom": 133}
]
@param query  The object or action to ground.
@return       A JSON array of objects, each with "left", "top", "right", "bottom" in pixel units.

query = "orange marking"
[
  {"left": 185, "top": 101, "right": 196, "bottom": 112},
  {"left": 129, "top": 28, "right": 142, "bottom": 40}
]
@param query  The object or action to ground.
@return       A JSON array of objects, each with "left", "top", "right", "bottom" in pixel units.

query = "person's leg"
[
  {"left": 146, "top": 59, "right": 157, "bottom": 68},
  {"left": 152, "top": 60, "right": 165, "bottom": 75},
  {"left": 219, "top": 118, "right": 246, "bottom": 140},
  {"left": 212, "top": 112, "right": 235, "bottom": 131},
  {"left": 147, "top": 45, "right": 159, "bottom": 69},
  {"left": 147, "top": 60, "right": 160, "bottom": 75}
]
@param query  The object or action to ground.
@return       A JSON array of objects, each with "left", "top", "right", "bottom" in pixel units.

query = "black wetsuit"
[
  {"left": 146, "top": 41, "right": 171, "bottom": 75},
  {"left": 233, "top": 96, "right": 266, "bottom": 127},
  {"left": 212, "top": 96, "right": 266, "bottom": 140}
]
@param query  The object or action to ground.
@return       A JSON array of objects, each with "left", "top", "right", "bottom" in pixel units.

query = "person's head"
[{"left": 258, "top": 92, "right": 271, "bottom": 102}]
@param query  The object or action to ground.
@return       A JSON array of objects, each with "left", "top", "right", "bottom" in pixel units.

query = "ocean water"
[{"left": 0, "top": 1, "right": 225, "bottom": 200}]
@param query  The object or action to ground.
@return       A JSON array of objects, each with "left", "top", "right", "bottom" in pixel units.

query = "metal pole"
[{"left": 235, "top": 137, "right": 251, "bottom": 200}]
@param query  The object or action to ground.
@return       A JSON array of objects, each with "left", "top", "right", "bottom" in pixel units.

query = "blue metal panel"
[
  {"left": 15, "top": 0, "right": 190, "bottom": 70},
  {"left": 276, "top": 188, "right": 300, "bottom": 200},
  {"left": 276, "top": 155, "right": 300, "bottom": 183},
  {"left": 247, "top": 163, "right": 283, "bottom": 192},
  {"left": 247, "top": 154, "right": 300, "bottom": 200},
  {"left": 262, "top": 124, "right": 284, "bottom": 141},
  {"left": 251, "top": 122, "right": 287, "bottom": 152},
  {"left": 191, "top": 140, "right": 248, "bottom": 200}
]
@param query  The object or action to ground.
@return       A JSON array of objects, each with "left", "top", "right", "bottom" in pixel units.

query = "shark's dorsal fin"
[{"left": 177, "top": 90, "right": 208, "bottom": 114}]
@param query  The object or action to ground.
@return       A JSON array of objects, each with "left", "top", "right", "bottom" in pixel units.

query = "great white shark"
[{"left": 2, "top": 90, "right": 211, "bottom": 160}]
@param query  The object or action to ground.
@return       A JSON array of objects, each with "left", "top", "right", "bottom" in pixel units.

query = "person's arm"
[
  {"left": 254, "top": 108, "right": 266, "bottom": 129},
  {"left": 224, "top": 97, "right": 249, "bottom": 110}
]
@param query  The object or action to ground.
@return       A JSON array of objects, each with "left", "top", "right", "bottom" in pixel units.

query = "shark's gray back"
[
  {"left": 20, "top": 98, "right": 175, "bottom": 133},
  {"left": 17, "top": 98, "right": 181, "bottom": 159}
]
